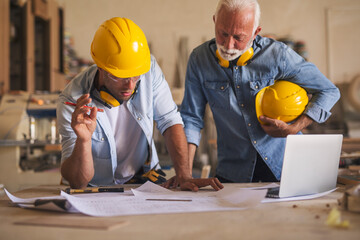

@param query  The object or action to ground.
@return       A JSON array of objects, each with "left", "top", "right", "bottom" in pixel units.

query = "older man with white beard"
[{"left": 179, "top": 0, "right": 340, "bottom": 183}]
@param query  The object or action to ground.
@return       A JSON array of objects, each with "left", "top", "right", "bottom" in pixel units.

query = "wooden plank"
[
  {"left": 25, "top": 0, "right": 35, "bottom": 93},
  {"left": 0, "top": 0, "right": 9, "bottom": 93},
  {"left": 32, "top": 0, "right": 49, "bottom": 20},
  {"left": 14, "top": 216, "right": 128, "bottom": 230}
]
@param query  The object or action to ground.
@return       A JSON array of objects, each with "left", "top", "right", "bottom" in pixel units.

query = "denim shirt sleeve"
[
  {"left": 276, "top": 45, "right": 340, "bottom": 123},
  {"left": 180, "top": 51, "right": 207, "bottom": 146},
  {"left": 150, "top": 56, "right": 183, "bottom": 134},
  {"left": 57, "top": 95, "right": 77, "bottom": 162}
]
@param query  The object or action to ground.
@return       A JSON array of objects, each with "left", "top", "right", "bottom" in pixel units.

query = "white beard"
[{"left": 216, "top": 38, "right": 254, "bottom": 61}]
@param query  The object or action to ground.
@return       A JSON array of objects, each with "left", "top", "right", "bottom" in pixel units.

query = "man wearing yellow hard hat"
[
  {"left": 180, "top": 0, "right": 340, "bottom": 183},
  {"left": 57, "top": 17, "right": 223, "bottom": 191}
]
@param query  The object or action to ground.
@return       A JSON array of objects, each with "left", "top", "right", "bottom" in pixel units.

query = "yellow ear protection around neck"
[
  {"left": 92, "top": 81, "right": 141, "bottom": 109},
  {"left": 215, "top": 47, "right": 254, "bottom": 68},
  {"left": 99, "top": 86, "right": 123, "bottom": 108}
]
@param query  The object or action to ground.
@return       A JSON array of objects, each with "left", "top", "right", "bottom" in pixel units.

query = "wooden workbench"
[{"left": 0, "top": 184, "right": 359, "bottom": 240}]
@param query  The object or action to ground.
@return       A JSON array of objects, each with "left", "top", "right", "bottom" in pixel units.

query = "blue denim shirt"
[
  {"left": 57, "top": 55, "right": 183, "bottom": 186},
  {"left": 180, "top": 36, "right": 340, "bottom": 182}
]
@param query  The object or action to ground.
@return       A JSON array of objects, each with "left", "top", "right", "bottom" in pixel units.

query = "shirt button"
[
  {"left": 137, "top": 117, "right": 141, "bottom": 121},
  {"left": 236, "top": 85, "right": 240, "bottom": 89},
  {"left": 248, "top": 123, "right": 251, "bottom": 127},
  {"left": 235, "top": 66, "right": 238, "bottom": 70},
  {"left": 253, "top": 140, "right": 257, "bottom": 144},
  {"left": 101, "top": 137, "right": 104, "bottom": 141},
  {"left": 265, "top": 157, "right": 268, "bottom": 160},
  {"left": 255, "top": 85, "right": 259, "bottom": 89},
  {"left": 220, "top": 86, "right": 224, "bottom": 90},
  {"left": 241, "top": 104, "right": 244, "bottom": 107}
]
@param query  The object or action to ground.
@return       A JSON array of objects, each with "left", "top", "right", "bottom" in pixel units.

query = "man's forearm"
[
  {"left": 163, "top": 124, "right": 192, "bottom": 181},
  {"left": 289, "top": 114, "right": 314, "bottom": 134},
  {"left": 188, "top": 143, "right": 197, "bottom": 176},
  {"left": 260, "top": 114, "right": 315, "bottom": 137},
  {"left": 61, "top": 138, "right": 94, "bottom": 189}
]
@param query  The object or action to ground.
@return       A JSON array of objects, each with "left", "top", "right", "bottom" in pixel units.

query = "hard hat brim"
[{"left": 255, "top": 86, "right": 267, "bottom": 125}]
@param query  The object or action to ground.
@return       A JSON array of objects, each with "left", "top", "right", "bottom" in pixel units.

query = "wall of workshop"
[{"left": 58, "top": 0, "right": 360, "bottom": 87}]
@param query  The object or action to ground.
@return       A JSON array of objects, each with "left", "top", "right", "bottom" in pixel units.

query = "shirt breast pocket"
[
  {"left": 91, "top": 130, "right": 111, "bottom": 159},
  {"left": 249, "top": 78, "right": 275, "bottom": 97},
  {"left": 204, "top": 81, "right": 230, "bottom": 110}
]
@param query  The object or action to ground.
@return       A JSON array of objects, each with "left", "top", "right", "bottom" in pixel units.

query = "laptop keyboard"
[{"left": 266, "top": 187, "right": 280, "bottom": 198}]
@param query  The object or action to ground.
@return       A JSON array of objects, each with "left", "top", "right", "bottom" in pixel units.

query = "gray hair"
[{"left": 214, "top": 0, "right": 261, "bottom": 34}]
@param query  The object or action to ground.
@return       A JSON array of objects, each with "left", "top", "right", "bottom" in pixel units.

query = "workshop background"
[{"left": 0, "top": 0, "right": 359, "bottom": 192}]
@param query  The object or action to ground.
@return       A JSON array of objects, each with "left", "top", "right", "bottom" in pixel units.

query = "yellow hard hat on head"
[
  {"left": 255, "top": 80, "right": 309, "bottom": 124},
  {"left": 91, "top": 17, "right": 150, "bottom": 78}
]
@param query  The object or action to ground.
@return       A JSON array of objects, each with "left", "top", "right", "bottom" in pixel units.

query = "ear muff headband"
[{"left": 216, "top": 47, "right": 254, "bottom": 68}]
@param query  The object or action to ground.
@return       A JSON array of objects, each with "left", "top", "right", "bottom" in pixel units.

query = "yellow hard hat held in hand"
[
  {"left": 255, "top": 80, "right": 309, "bottom": 124},
  {"left": 91, "top": 17, "right": 151, "bottom": 78}
]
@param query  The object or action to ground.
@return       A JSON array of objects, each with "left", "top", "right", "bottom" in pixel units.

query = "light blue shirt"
[
  {"left": 180, "top": 36, "right": 340, "bottom": 182},
  {"left": 57, "top": 55, "right": 183, "bottom": 186}
]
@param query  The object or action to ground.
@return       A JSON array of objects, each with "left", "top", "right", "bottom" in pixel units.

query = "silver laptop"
[{"left": 267, "top": 134, "right": 343, "bottom": 198}]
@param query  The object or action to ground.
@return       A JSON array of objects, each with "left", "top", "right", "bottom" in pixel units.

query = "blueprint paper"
[{"left": 5, "top": 182, "right": 335, "bottom": 217}]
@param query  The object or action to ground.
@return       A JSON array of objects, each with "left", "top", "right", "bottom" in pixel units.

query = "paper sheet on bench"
[
  {"left": 4, "top": 189, "right": 70, "bottom": 212},
  {"left": 59, "top": 182, "right": 267, "bottom": 217},
  {"left": 6, "top": 182, "right": 336, "bottom": 217}
]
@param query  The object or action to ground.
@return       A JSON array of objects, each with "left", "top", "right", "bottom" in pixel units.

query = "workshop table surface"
[{"left": 0, "top": 183, "right": 359, "bottom": 240}]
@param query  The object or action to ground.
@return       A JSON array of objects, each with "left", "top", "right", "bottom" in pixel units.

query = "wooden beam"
[{"left": 0, "top": 0, "right": 10, "bottom": 93}]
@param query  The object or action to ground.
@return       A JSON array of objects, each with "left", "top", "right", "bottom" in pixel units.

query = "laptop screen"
[{"left": 278, "top": 134, "right": 343, "bottom": 198}]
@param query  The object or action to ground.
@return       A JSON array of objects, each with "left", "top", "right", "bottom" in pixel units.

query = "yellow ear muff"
[
  {"left": 237, "top": 47, "right": 254, "bottom": 66},
  {"left": 98, "top": 81, "right": 140, "bottom": 108},
  {"left": 216, "top": 49, "right": 230, "bottom": 68},
  {"left": 216, "top": 48, "right": 254, "bottom": 68},
  {"left": 99, "top": 89, "right": 121, "bottom": 107}
]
